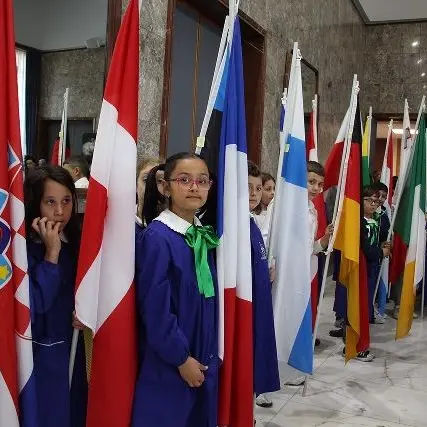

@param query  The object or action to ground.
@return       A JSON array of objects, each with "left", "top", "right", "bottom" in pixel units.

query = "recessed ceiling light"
[
  {"left": 412, "top": 40, "right": 419, "bottom": 47},
  {"left": 417, "top": 59, "right": 423, "bottom": 64},
  {"left": 422, "top": 72, "right": 426, "bottom": 77}
]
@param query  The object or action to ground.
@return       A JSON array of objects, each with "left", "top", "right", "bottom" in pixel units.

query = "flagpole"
[
  {"left": 313, "top": 94, "right": 318, "bottom": 159},
  {"left": 69, "top": 328, "right": 79, "bottom": 388},
  {"left": 61, "top": 88, "right": 69, "bottom": 165},
  {"left": 373, "top": 97, "right": 426, "bottom": 305},
  {"left": 196, "top": 17, "right": 230, "bottom": 154},
  {"left": 368, "top": 106, "right": 372, "bottom": 173},
  {"left": 302, "top": 76, "right": 359, "bottom": 397}
]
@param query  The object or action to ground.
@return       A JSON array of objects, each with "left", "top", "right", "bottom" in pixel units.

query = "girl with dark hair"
[
  {"left": 141, "top": 163, "right": 166, "bottom": 228},
  {"left": 24, "top": 165, "right": 87, "bottom": 427},
  {"left": 132, "top": 153, "right": 219, "bottom": 427}
]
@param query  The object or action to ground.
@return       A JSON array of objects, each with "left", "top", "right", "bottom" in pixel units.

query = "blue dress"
[
  {"left": 27, "top": 240, "right": 87, "bottom": 427},
  {"left": 250, "top": 219, "right": 280, "bottom": 396},
  {"left": 132, "top": 220, "right": 219, "bottom": 427}
]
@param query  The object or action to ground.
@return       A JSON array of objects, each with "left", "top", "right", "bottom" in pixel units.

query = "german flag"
[{"left": 326, "top": 98, "right": 370, "bottom": 361}]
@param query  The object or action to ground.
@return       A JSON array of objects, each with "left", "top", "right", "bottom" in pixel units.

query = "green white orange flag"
[{"left": 390, "top": 112, "right": 426, "bottom": 339}]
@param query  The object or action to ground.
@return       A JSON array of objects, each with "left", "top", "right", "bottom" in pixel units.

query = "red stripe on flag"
[
  {"left": 103, "top": 0, "right": 139, "bottom": 141},
  {"left": 75, "top": 178, "right": 107, "bottom": 289},
  {"left": 229, "top": 297, "right": 253, "bottom": 427},
  {"left": 324, "top": 141, "right": 344, "bottom": 190},
  {"left": 86, "top": 286, "right": 137, "bottom": 426},
  {"left": 390, "top": 233, "right": 408, "bottom": 285}
]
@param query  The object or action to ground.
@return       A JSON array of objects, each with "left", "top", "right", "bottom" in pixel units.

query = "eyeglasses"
[
  {"left": 364, "top": 197, "right": 380, "bottom": 206},
  {"left": 168, "top": 177, "right": 212, "bottom": 191}
]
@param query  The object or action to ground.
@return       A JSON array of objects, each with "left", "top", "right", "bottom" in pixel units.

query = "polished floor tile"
[{"left": 255, "top": 280, "right": 427, "bottom": 427}]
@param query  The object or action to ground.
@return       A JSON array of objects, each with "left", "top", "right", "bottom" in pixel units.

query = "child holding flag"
[
  {"left": 361, "top": 186, "right": 391, "bottom": 325},
  {"left": 253, "top": 172, "right": 275, "bottom": 246},
  {"left": 131, "top": 153, "right": 219, "bottom": 427},
  {"left": 248, "top": 162, "right": 280, "bottom": 409},
  {"left": 371, "top": 181, "right": 391, "bottom": 321},
  {"left": 24, "top": 166, "right": 87, "bottom": 427},
  {"left": 286, "top": 161, "right": 334, "bottom": 386}
]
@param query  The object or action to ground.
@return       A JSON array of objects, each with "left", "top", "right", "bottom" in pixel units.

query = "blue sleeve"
[
  {"left": 28, "top": 252, "right": 63, "bottom": 316},
  {"left": 135, "top": 229, "right": 190, "bottom": 367},
  {"left": 361, "top": 224, "right": 383, "bottom": 263}
]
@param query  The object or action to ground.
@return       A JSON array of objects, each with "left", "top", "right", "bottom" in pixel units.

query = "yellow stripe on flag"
[
  {"left": 334, "top": 197, "right": 361, "bottom": 361},
  {"left": 396, "top": 261, "right": 416, "bottom": 340}
]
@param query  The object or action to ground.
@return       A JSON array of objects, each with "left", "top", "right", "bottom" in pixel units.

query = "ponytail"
[{"left": 142, "top": 164, "right": 166, "bottom": 226}]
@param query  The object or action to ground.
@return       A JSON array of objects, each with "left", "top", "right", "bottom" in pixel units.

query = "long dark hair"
[
  {"left": 142, "top": 164, "right": 166, "bottom": 226},
  {"left": 24, "top": 165, "right": 81, "bottom": 254},
  {"left": 144, "top": 152, "right": 209, "bottom": 225}
]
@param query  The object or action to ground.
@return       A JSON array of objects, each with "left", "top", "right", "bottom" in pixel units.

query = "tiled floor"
[{"left": 255, "top": 280, "right": 427, "bottom": 427}]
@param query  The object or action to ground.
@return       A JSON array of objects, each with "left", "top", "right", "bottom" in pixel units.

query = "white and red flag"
[{"left": 74, "top": 0, "right": 139, "bottom": 425}]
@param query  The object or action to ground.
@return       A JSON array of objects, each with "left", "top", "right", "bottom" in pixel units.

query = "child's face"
[
  {"left": 307, "top": 172, "right": 324, "bottom": 201},
  {"left": 164, "top": 158, "right": 210, "bottom": 214},
  {"left": 378, "top": 189, "right": 387, "bottom": 206},
  {"left": 261, "top": 179, "right": 275, "bottom": 207},
  {"left": 363, "top": 193, "right": 380, "bottom": 216},
  {"left": 248, "top": 175, "right": 263, "bottom": 211},
  {"left": 39, "top": 179, "right": 73, "bottom": 232},
  {"left": 63, "top": 164, "right": 80, "bottom": 182}
]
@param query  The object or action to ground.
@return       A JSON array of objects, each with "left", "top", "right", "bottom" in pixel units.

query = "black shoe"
[
  {"left": 329, "top": 328, "right": 344, "bottom": 338},
  {"left": 315, "top": 338, "right": 320, "bottom": 346}
]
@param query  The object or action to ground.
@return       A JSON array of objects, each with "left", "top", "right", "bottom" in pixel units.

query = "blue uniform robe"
[
  {"left": 132, "top": 219, "right": 218, "bottom": 427},
  {"left": 27, "top": 240, "right": 87, "bottom": 427},
  {"left": 250, "top": 219, "right": 280, "bottom": 396}
]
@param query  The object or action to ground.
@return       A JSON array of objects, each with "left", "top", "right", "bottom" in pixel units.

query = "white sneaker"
[
  {"left": 374, "top": 314, "right": 385, "bottom": 324},
  {"left": 356, "top": 350, "right": 375, "bottom": 362},
  {"left": 255, "top": 393, "right": 272, "bottom": 408},
  {"left": 285, "top": 376, "right": 306, "bottom": 386}
]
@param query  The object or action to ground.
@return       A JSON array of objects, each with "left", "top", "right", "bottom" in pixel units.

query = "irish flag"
[
  {"left": 391, "top": 113, "right": 426, "bottom": 339},
  {"left": 74, "top": 0, "right": 139, "bottom": 425}
]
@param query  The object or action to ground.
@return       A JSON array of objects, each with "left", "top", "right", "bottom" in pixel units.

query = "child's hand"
[
  {"left": 32, "top": 217, "right": 62, "bottom": 263},
  {"left": 269, "top": 264, "right": 276, "bottom": 283},
  {"left": 382, "top": 246, "right": 391, "bottom": 258},
  {"left": 72, "top": 312, "right": 85, "bottom": 330},
  {"left": 325, "top": 223, "right": 334, "bottom": 237},
  {"left": 178, "top": 357, "right": 207, "bottom": 388},
  {"left": 320, "top": 224, "right": 335, "bottom": 249}
]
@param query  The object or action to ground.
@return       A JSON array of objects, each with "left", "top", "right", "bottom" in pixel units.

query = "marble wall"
[
  {"left": 39, "top": 48, "right": 105, "bottom": 119},
  {"left": 363, "top": 22, "right": 427, "bottom": 116},
  {"left": 133, "top": 0, "right": 366, "bottom": 172}
]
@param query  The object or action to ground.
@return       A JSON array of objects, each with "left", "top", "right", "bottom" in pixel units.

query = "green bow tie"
[{"left": 185, "top": 225, "right": 220, "bottom": 298}]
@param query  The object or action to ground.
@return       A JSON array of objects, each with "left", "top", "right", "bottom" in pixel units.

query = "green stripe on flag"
[
  {"left": 362, "top": 116, "right": 371, "bottom": 187},
  {"left": 394, "top": 114, "right": 426, "bottom": 246}
]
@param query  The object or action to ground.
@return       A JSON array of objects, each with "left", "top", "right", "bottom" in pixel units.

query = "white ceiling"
[{"left": 355, "top": 0, "right": 427, "bottom": 23}]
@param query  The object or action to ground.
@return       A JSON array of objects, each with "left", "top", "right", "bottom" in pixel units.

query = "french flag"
[
  {"left": 74, "top": 0, "right": 139, "bottom": 425},
  {"left": 0, "top": 0, "right": 37, "bottom": 425},
  {"left": 270, "top": 45, "right": 313, "bottom": 376},
  {"left": 214, "top": 15, "right": 254, "bottom": 427}
]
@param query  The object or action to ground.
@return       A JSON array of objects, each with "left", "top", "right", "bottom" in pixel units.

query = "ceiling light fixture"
[
  {"left": 412, "top": 40, "right": 419, "bottom": 47},
  {"left": 422, "top": 72, "right": 426, "bottom": 77},
  {"left": 418, "top": 59, "right": 423, "bottom": 64}
]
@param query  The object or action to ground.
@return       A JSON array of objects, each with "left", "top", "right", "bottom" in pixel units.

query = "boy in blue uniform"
[{"left": 248, "top": 162, "right": 280, "bottom": 410}]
